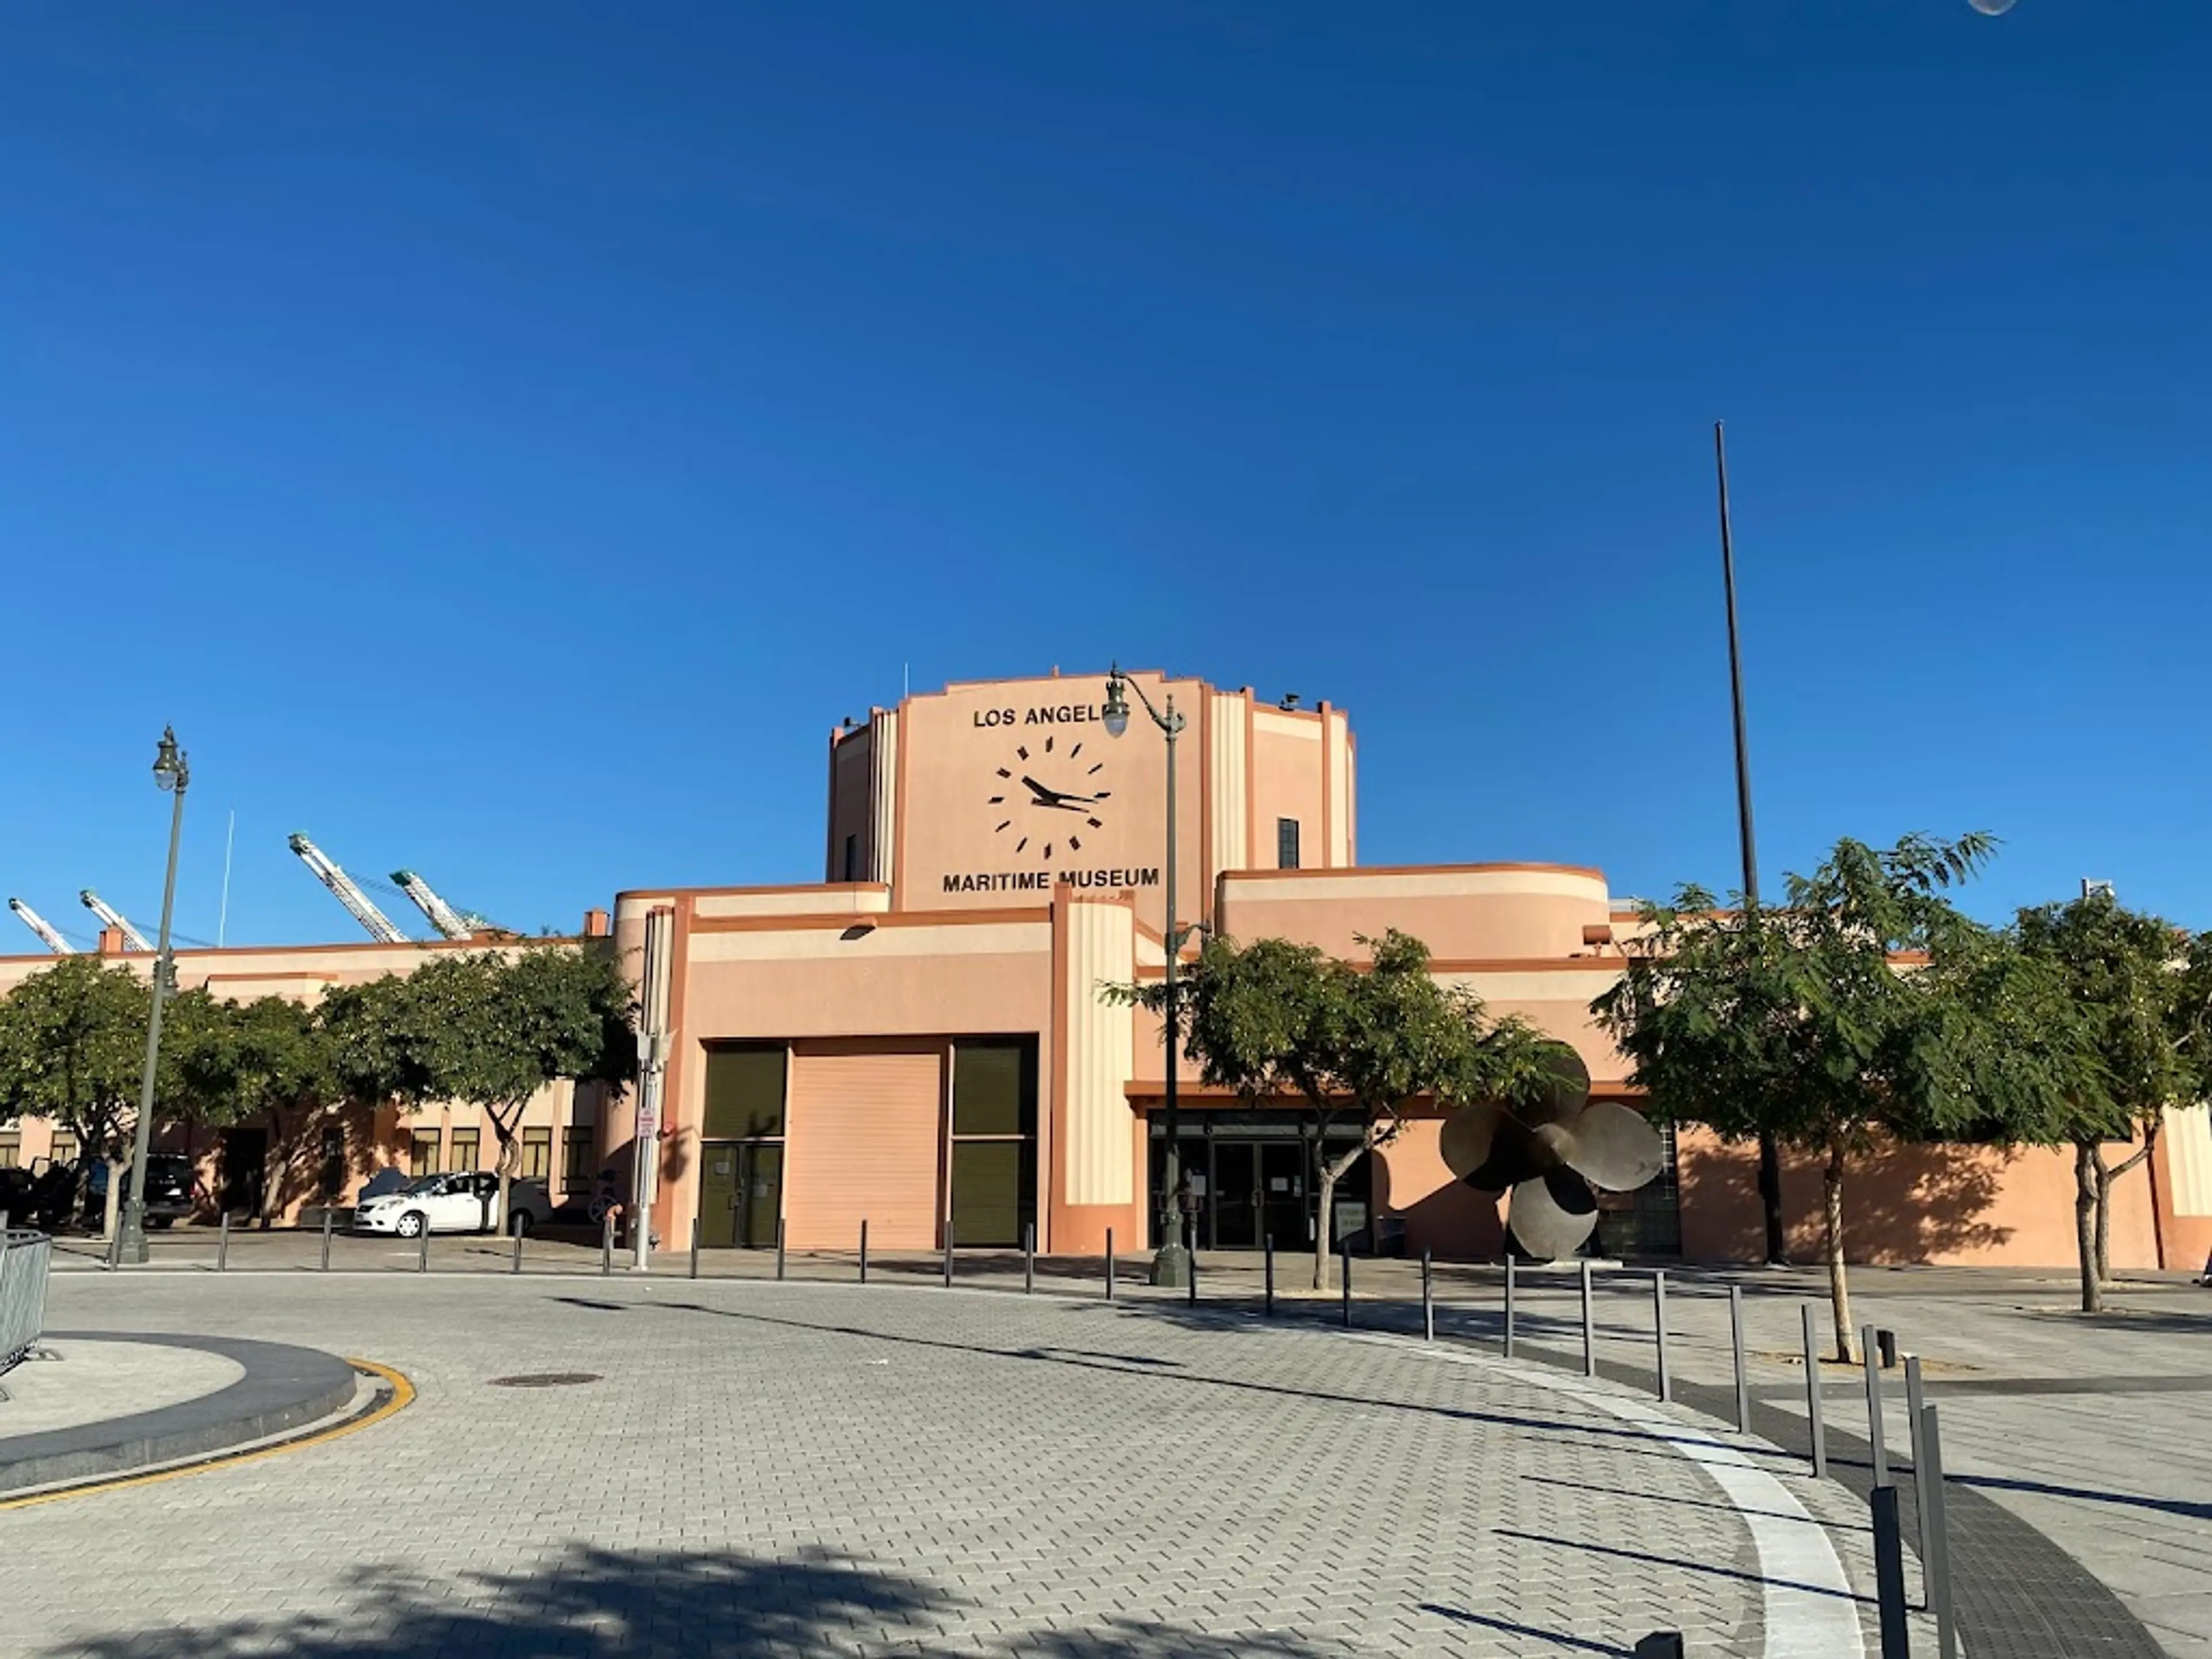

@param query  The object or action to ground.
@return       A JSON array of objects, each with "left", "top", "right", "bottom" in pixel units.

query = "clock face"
[{"left": 986, "top": 731, "right": 1113, "bottom": 862}]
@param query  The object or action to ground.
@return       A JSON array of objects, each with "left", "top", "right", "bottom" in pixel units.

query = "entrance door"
[
  {"left": 699, "top": 1141, "right": 740, "bottom": 1248},
  {"left": 220, "top": 1127, "right": 267, "bottom": 1219},
  {"left": 1211, "top": 1143, "right": 1259, "bottom": 1249},
  {"left": 1259, "top": 1142, "right": 1308, "bottom": 1248},
  {"left": 737, "top": 1143, "right": 784, "bottom": 1249}
]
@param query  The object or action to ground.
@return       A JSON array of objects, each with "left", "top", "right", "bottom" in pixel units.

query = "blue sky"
[{"left": 3, "top": 1, "right": 2207, "bottom": 950}]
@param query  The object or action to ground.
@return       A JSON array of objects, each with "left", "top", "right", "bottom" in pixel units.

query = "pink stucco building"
[{"left": 6, "top": 668, "right": 2209, "bottom": 1272}]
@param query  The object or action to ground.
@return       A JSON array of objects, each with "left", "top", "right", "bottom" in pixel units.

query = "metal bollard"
[
  {"left": 1652, "top": 1270, "right": 1670, "bottom": 1403},
  {"left": 218, "top": 1210, "right": 232, "bottom": 1272},
  {"left": 858, "top": 1218, "right": 868, "bottom": 1283},
  {"left": 1580, "top": 1259, "right": 1597, "bottom": 1377},
  {"left": 1421, "top": 1249, "right": 1434, "bottom": 1343},
  {"left": 689, "top": 1217, "right": 699, "bottom": 1281},
  {"left": 1877, "top": 1327, "right": 1899, "bottom": 1370},
  {"left": 1263, "top": 1233, "right": 1275, "bottom": 1317},
  {"left": 1340, "top": 1238, "right": 1352, "bottom": 1328},
  {"left": 1729, "top": 1284, "right": 1749, "bottom": 1433},
  {"left": 1185, "top": 1247, "right": 1197, "bottom": 1306},
  {"left": 600, "top": 1214, "right": 613, "bottom": 1277},
  {"left": 1024, "top": 1222, "right": 1035, "bottom": 1294},
  {"left": 321, "top": 1209, "right": 334, "bottom": 1272},
  {"left": 942, "top": 1221, "right": 954, "bottom": 1288},
  {"left": 1104, "top": 1228, "right": 1114, "bottom": 1301},
  {"left": 417, "top": 1221, "right": 430, "bottom": 1274},
  {"left": 512, "top": 1230, "right": 523, "bottom": 1275},
  {"left": 1863, "top": 1324, "right": 1889, "bottom": 1486},
  {"left": 1, "top": 1209, "right": 10, "bottom": 1234},
  {"left": 1802, "top": 1302, "right": 1828, "bottom": 1479},
  {"left": 775, "top": 1218, "right": 786, "bottom": 1282},
  {"left": 1906, "top": 1356, "right": 1930, "bottom": 1575},
  {"left": 1870, "top": 1485, "right": 1911, "bottom": 1658},
  {"left": 1921, "top": 1404, "right": 1958, "bottom": 1658},
  {"left": 1503, "top": 1252, "right": 1517, "bottom": 1358}
]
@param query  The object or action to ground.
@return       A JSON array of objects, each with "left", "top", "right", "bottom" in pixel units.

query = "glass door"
[
  {"left": 737, "top": 1143, "right": 783, "bottom": 1249},
  {"left": 1210, "top": 1143, "right": 1259, "bottom": 1249},
  {"left": 1259, "top": 1142, "right": 1309, "bottom": 1248}
]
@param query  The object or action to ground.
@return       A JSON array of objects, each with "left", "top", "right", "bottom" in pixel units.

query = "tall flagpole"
[{"left": 1715, "top": 422, "right": 1789, "bottom": 1266}]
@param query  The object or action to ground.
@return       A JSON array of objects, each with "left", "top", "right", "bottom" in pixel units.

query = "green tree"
[
  {"left": 1111, "top": 930, "right": 1551, "bottom": 1291},
  {"left": 171, "top": 994, "right": 340, "bottom": 1227},
  {"left": 2010, "top": 891, "right": 2200, "bottom": 1311},
  {"left": 0, "top": 956, "right": 154, "bottom": 1224},
  {"left": 384, "top": 945, "right": 636, "bottom": 1228},
  {"left": 1594, "top": 834, "right": 2022, "bottom": 1362}
]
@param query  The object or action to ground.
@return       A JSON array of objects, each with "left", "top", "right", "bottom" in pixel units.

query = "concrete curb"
[{"left": 0, "top": 1331, "right": 358, "bottom": 1494}]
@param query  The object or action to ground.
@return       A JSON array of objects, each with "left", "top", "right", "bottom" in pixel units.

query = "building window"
[
  {"left": 1277, "top": 817, "right": 1301, "bottom": 870},
  {"left": 0, "top": 1133, "right": 19, "bottom": 1169},
  {"left": 50, "top": 1132, "right": 79, "bottom": 1168},
  {"left": 520, "top": 1128, "right": 552, "bottom": 1181},
  {"left": 843, "top": 834, "right": 859, "bottom": 882},
  {"left": 410, "top": 1128, "right": 442, "bottom": 1176},
  {"left": 948, "top": 1038, "right": 1037, "bottom": 1249},
  {"left": 450, "top": 1128, "right": 481, "bottom": 1173},
  {"left": 703, "top": 1044, "right": 787, "bottom": 1140},
  {"left": 562, "top": 1127, "right": 594, "bottom": 1195}
]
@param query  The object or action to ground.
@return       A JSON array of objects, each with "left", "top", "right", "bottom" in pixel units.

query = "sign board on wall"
[{"left": 896, "top": 675, "right": 1203, "bottom": 931}]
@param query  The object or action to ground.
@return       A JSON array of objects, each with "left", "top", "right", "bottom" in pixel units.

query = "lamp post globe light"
[
  {"left": 1101, "top": 665, "right": 1192, "bottom": 1289},
  {"left": 118, "top": 726, "right": 189, "bottom": 1266}
]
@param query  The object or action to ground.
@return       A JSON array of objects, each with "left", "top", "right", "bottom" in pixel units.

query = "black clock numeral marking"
[
  {"left": 1069, "top": 835, "right": 1082, "bottom": 852},
  {"left": 1016, "top": 745, "right": 1029, "bottom": 761},
  {"left": 1043, "top": 843, "right": 1054, "bottom": 860},
  {"left": 997, "top": 767, "right": 1012, "bottom": 779},
  {"left": 1087, "top": 763, "right": 1103, "bottom": 775},
  {"left": 996, "top": 820, "right": 1012, "bottom": 832},
  {"left": 988, "top": 795, "right": 1005, "bottom": 805},
  {"left": 1094, "top": 790, "right": 1111, "bottom": 800},
  {"left": 1069, "top": 742, "right": 1082, "bottom": 759},
  {"left": 1086, "top": 816, "right": 1103, "bottom": 828},
  {"left": 1016, "top": 837, "right": 1028, "bottom": 853},
  {"left": 1043, "top": 734, "right": 1054, "bottom": 753}
]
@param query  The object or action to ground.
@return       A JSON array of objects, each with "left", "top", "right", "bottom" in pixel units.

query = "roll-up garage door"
[{"left": 783, "top": 1041, "right": 944, "bottom": 1251}]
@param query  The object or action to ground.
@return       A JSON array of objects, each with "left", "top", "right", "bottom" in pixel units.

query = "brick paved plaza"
[{"left": 6, "top": 1266, "right": 1904, "bottom": 1658}]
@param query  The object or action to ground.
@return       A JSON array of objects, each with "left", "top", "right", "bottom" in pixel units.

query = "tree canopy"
[
  {"left": 1592, "top": 832, "right": 2075, "bottom": 1359},
  {"left": 1112, "top": 928, "right": 1554, "bottom": 1289}
]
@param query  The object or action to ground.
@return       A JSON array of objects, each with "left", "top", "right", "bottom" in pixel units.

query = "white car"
[{"left": 354, "top": 1173, "right": 554, "bottom": 1238}]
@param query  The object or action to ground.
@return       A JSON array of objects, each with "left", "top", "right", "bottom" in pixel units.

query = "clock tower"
[{"left": 825, "top": 670, "right": 1356, "bottom": 934}]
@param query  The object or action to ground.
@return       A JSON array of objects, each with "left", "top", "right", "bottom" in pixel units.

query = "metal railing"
[{"left": 2, "top": 1228, "right": 55, "bottom": 1376}]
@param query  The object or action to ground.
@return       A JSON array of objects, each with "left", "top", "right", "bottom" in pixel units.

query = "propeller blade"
[
  {"left": 1518, "top": 1044, "right": 1592, "bottom": 1127},
  {"left": 1560, "top": 1101, "right": 1666, "bottom": 1193},
  {"left": 1441, "top": 1103, "right": 1539, "bottom": 1192},
  {"left": 1506, "top": 1171, "right": 1598, "bottom": 1262}
]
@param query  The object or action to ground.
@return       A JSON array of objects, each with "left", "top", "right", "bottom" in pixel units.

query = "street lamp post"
[
  {"left": 118, "top": 726, "right": 188, "bottom": 1267},
  {"left": 1102, "top": 665, "right": 1191, "bottom": 1289}
]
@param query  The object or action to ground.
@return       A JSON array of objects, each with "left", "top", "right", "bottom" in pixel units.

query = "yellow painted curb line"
[{"left": 0, "top": 1357, "right": 414, "bottom": 1512}]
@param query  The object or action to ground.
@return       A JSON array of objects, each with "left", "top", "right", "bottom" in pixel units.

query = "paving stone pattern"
[{"left": 9, "top": 1274, "right": 1815, "bottom": 1658}]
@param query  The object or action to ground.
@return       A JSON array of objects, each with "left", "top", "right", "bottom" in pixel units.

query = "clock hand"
[{"left": 1019, "top": 775, "right": 1065, "bottom": 805}]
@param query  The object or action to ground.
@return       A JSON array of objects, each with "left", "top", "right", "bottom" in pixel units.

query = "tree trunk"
[
  {"left": 490, "top": 1108, "right": 523, "bottom": 1236},
  {"left": 2094, "top": 1131, "right": 2157, "bottom": 1285},
  {"left": 260, "top": 1108, "right": 286, "bottom": 1230},
  {"left": 2074, "top": 1141, "right": 2102, "bottom": 1316},
  {"left": 101, "top": 1157, "right": 125, "bottom": 1241},
  {"left": 1312, "top": 1164, "right": 1338, "bottom": 1293},
  {"left": 1823, "top": 1142, "right": 1856, "bottom": 1365}
]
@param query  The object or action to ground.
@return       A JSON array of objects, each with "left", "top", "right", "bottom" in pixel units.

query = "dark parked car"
[{"left": 86, "top": 1153, "right": 197, "bottom": 1229}]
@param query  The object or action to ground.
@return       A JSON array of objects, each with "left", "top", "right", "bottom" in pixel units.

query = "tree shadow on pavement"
[{"left": 48, "top": 1544, "right": 1355, "bottom": 1659}]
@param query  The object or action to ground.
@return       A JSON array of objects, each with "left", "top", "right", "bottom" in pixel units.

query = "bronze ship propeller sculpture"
[{"left": 1439, "top": 1045, "right": 1666, "bottom": 1261}]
